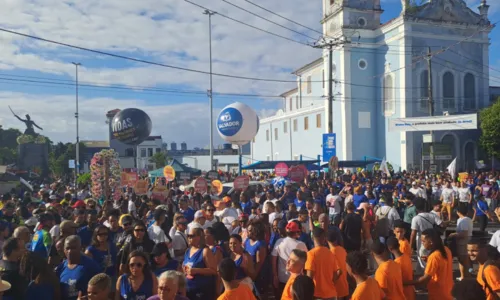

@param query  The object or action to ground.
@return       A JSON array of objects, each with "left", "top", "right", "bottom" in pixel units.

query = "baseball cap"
[
  {"left": 286, "top": 221, "right": 301, "bottom": 233},
  {"left": 194, "top": 211, "right": 205, "bottom": 219},
  {"left": 151, "top": 243, "right": 169, "bottom": 257},
  {"left": 72, "top": 200, "right": 86, "bottom": 209},
  {"left": 60, "top": 220, "right": 78, "bottom": 231}
]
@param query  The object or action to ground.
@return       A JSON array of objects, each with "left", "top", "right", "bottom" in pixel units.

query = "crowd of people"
[{"left": 0, "top": 169, "right": 499, "bottom": 300}]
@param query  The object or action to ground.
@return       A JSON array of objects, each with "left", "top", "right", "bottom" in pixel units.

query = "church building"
[{"left": 251, "top": 0, "right": 494, "bottom": 171}]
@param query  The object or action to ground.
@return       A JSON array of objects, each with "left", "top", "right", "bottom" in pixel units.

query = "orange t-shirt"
[
  {"left": 399, "top": 238, "right": 412, "bottom": 257},
  {"left": 351, "top": 277, "right": 385, "bottom": 300},
  {"left": 424, "top": 247, "right": 453, "bottom": 300},
  {"left": 281, "top": 273, "right": 298, "bottom": 300},
  {"left": 374, "top": 260, "right": 405, "bottom": 300},
  {"left": 395, "top": 255, "right": 415, "bottom": 300},
  {"left": 477, "top": 264, "right": 500, "bottom": 300},
  {"left": 217, "top": 283, "right": 256, "bottom": 300},
  {"left": 305, "top": 246, "right": 338, "bottom": 298},
  {"left": 330, "top": 245, "right": 349, "bottom": 297}
]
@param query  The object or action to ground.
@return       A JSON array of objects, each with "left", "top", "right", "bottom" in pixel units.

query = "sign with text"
[
  {"left": 121, "top": 172, "right": 138, "bottom": 186},
  {"left": 194, "top": 177, "right": 208, "bottom": 194},
  {"left": 274, "top": 162, "right": 289, "bottom": 177},
  {"left": 179, "top": 172, "right": 191, "bottom": 180},
  {"left": 322, "top": 133, "right": 337, "bottom": 162},
  {"left": 389, "top": 114, "right": 478, "bottom": 132},
  {"left": 207, "top": 171, "right": 219, "bottom": 180},
  {"left": 234, "top": 176, "right": 250, "bottom": 191},
  {"left": 211, "top": 180, "right": 223, "bottom": 195},
  {"left": 163, "top": 166, "right": 176, "bottom": 182},
  {"left": 134, "top": 180, "right": 148, "bottom": 195},
  {"left": 289, "top": 165, "right": 307, "bottom": 182}
]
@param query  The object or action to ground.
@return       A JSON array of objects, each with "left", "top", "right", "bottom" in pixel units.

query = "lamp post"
[
  {"left": 203, "top": 9, "right": 216, "bottom": 170},
  {"left": 72, "top": 62, "right": 81, "bottom": 199}
]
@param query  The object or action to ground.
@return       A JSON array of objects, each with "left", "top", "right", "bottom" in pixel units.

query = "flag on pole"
[
  {"left": 380, "top": 157, "right": 391, "bottom": 177},
  {"left": 447, "top": 158, "right": 457, "bottom": 180}
]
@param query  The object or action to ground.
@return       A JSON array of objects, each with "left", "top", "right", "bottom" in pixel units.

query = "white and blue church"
[{"left": 251, "top": 0, "right": 494, "bottom": 172}]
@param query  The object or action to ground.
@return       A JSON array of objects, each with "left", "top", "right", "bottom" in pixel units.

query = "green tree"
[
  {"left": 480, "top": 100, "right": 500, "bottom": 158},
  {"left": 48, "top": 142, "right": 88, "bottom": 177},
  {"left": 149, "top": 152, "right": 168, "bottom": 168},
  {"left": 77, "top": 173, "right": 91, "bottom": 186}
]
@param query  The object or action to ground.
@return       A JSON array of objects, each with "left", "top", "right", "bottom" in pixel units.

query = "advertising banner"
[
  {"left": 322, "top": 133, "right": 337, "bottom": 162},
  {"left": 121, "top": 172, "right": 138, "bottom": 186},
  {"left": 234, "top": 176, "right": 250, "bottom": 191},
  {"left": 134, "top": 180, "right": 148, "bottom": 195},
  {"left": 274, "top": 163, "right": 289, "bottom": 177},
  {"left": 163, "top": 166, "right": 176, "bottom": 182},
  {"left": 388, "top": 114, "right": 477, "bottom": 132}
]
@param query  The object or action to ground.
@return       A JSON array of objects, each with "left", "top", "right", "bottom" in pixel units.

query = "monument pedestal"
[{"left": 17, "top": 142, "right": 49, "bottom": 176}]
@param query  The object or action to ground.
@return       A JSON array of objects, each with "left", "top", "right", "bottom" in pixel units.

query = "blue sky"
[{"left": 0, "top": 0, "right": 497, "bottom": 148}]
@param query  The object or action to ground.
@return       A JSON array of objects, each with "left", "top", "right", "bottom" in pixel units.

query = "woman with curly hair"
[{"left": 20, "top": 251, "right": 61, "bottom": 300}]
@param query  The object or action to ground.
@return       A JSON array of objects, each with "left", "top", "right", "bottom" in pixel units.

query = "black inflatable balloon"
[{"left": 111, "top": 108, "right": 152, "bottom": 145}]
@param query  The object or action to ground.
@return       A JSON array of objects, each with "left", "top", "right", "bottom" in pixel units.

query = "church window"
[
  {"left": 266, "top": 130, "right": 269, "bottom": 141},
  {"left": 284, "top": 121, "right": 288, "bottom": 133},
  {"left": 296, "top": 96, "right": 299, "bottom": 109},
  {"left": 420, "top": 70, "right": 429, "bottom": 111},
  {"left": 357, "top": 17, "right": 367, "bottom": 27},
  {"left": 322, "top": 69, "right": 325, "bottom": 88},
  {"left": 289, "top": 97, "right": 292, "bottom": 111},
  {"left": 304, "top": 117, "right": 309, "bottom": 130},
  {"left": 443, "top": 72, "right": 455, "bottom": 110},
  {"left": 358, "top": 59, "right": 367, "bottom": 70},
  {"left": 293, "top": 119, "right": 298, "bottom": 131},
  {"left": 463, "top": 73, "right": 475, "bottom": 111},
  {"left": 383, "top": 75, "right": 394, "bottom": 115},
  {"left": 274, "top": 128, "right": 278, "bottom": 140},
  {"left": 316, "top": 114, "right": 321, "bottom": 128},
  {"left": 307, "top": 76, "right": 312, "bottom": 94}
]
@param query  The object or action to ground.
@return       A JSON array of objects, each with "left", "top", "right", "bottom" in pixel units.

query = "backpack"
[{"left": 482, "top": 260, "right": 500, "bottom": 300}]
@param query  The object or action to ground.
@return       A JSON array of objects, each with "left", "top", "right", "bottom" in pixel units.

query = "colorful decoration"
[{"left": 90, "top": 149, "right": 122, "bottom": 200}]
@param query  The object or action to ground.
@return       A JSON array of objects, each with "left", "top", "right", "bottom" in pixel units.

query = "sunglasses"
[
  {"left": 129, "top": 262, "right": 144, "bottom": 268},
  {"left": 187, "top": 234, "right": 199, "bottom": 239},
  {"left": 134, "top": 228, "right": 145, "bottom": 232}
]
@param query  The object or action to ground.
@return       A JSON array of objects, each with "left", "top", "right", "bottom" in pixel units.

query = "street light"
[
  {"left": 203, "top": 9, "right": 216, "bottom": 171},
  {"left": 72, "top": 62, "right": 81, "bottom": 199}
]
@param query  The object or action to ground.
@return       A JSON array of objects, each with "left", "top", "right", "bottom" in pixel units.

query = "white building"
[
  {"left": 136, "top": 136, "right": 164, "bottom": 170},
  {"left": 252, "top": 0, "right": 494, "bottom": 172}
]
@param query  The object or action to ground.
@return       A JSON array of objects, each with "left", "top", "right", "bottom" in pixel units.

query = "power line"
[
  {"left": 243, "top": 0, "right": 327, "bottom": 38},
  {"left": 221, "top": 0, "right": 319, "bottom": 41},
  {"left": 0, "top": 27, "right": 303, "bottom": 83},
  {"left": 447, "top": 48, "right": 500, "bottom": 75},
  {"left": 183, "top": 0, "right": 312, "bottom": 47}
]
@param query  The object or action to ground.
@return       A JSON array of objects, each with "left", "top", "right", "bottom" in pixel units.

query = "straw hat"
[{"left": 0, "top": 276, "right": 11, "bottom": 292}]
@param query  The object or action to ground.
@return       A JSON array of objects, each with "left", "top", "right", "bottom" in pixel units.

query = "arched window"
[
  {"left": 464, "top": 73, "right": 475, "bottom": 110},
  {"left": 420, "top": 70, "right": 429, "bottom": 110},
  {"left": 383, "top": 75, "right": 394, "bottom": 115},
  {"left": 443, "top": 72, "right": 455, "bottom": 110}
]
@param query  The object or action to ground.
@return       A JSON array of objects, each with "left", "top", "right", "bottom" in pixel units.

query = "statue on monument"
[{"left": 9, "top": 106, "right": 43, "bottom": 136}]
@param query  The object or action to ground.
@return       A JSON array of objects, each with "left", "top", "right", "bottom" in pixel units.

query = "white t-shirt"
[
  {"left": 458, "top": 188, "right": 471, "bottom": 203},
  {"left": 456, "top": 217, "right": 473, "bottom": 239},
  {"left": 128, "top": 200, "right": 137, "bottom": 216},
  {"left": 171, "top": 230, "right": 188, "bottom": 261},
  {"left": 147, "top": 224, "right": 168, "bottom": 244},
  {"left": 411, "top": 212, "right": 442, "bottom": 236},
  {"left": 410, "top": 187, "right": 426, "bottom": 199},
  {"left": 326, "top": 194, "right": 342, "bottom": 215},
  {"left": 489, "top": 230, "right": 500, "bottom": 253},
  {"left": 214, "top": 207, "right": 239, "bottom": 230},
  {"left": 271, "top": 237, "right": 308, "bottom": 283},
  {"left": 441, "top": 188, "right": 455, "bottom": 204},
  {"left": 50, "top": 224, "right": 60, "bottom": 239}
]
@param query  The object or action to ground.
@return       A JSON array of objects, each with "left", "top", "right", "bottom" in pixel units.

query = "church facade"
[{"left": 251, "top": 0, "right": 494, "bottom": 171}]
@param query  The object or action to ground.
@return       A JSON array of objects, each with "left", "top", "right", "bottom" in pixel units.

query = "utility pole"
[
  {"left": 313, "top": 38, "right": 348, "bottom": 133},
  {"left": 72, "top": 62, "right": 81, "bottom": 200},
  {"left": 426, "top": 47, "right": 435, "bottom": 168},
  {"left": 203, "top": 9, "right": 216, "bottom": 170}
]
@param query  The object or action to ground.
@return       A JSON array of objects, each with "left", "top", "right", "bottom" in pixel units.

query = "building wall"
[
  {"left": 175, "top": 155, "right": 240, "bottom": 172},
  {"left": 136, "top": 138, "right": 164, "bottom": 170}
]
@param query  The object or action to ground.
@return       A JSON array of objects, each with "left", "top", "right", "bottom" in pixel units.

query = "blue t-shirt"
[
  {"left": 183, "top": 247, "right": 210, "bottom": 290},
  {"left": 294, "top": 199, "right": 306, "bottom": 211},
  {"left": 25, "top": 282, "right": 55, "bottom": 300},
  {"left": 56, "top": 254, "right": 101, "bottom": 300},
  {"left": 119, "top": 273, "right": 154, "bottom": 300},
  {"left": 86, "top": 243, "right": 118, "bottom": 276},
  {"left": 153, "top": 260, "right": 179, "bottom": 277},
  {"left": 476, "top": 200, "right": 489, "bottom": 216},
  {"left": 352, "top": 194, "right": 368, "bottom": 208},
  {"left": 77, "top": 225, "right": 94, "bottom": 248},
  {"left": 240, "top": 201, "right": 252, "bottom": 215}
]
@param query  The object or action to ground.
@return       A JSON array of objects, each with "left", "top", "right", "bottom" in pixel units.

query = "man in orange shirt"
[
  {"left": 281, "top": 249, "right": 307, "bottom": 300},
  {"left": 217, "top": 258, "right": 256, "bottom": 300},
  {"left": 346, "top": 251, "right": 385, "bottom": 300},
  {"left": 468, "top": 239, "right": 500, "bottom": 300},
  {"left": 387, "top": 236, "right": 415, "bottom": 300},
  {"left": 371, "top": 239, "right": 406, "bottom": 300},
  {"left": 305, "top": 227, "right": 340, "bottom": 300},
  {"left": 394, "top": 220, "right": 412, "bottom": 257},
  {"left": 327, "top": 229, "right": 349, "bottom": 300}
]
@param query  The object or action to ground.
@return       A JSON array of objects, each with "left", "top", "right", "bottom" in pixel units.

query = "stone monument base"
[{"left": 17, "top": 142, "right": 49, "bottom": 176}]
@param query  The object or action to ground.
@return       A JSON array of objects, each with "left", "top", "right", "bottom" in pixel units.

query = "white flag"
[
  {"left": 447, "top": 158, "right": 457, "bottom": 180},
  {"left": 380, "top": 157, "right": 391, "bottom": 177}
]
